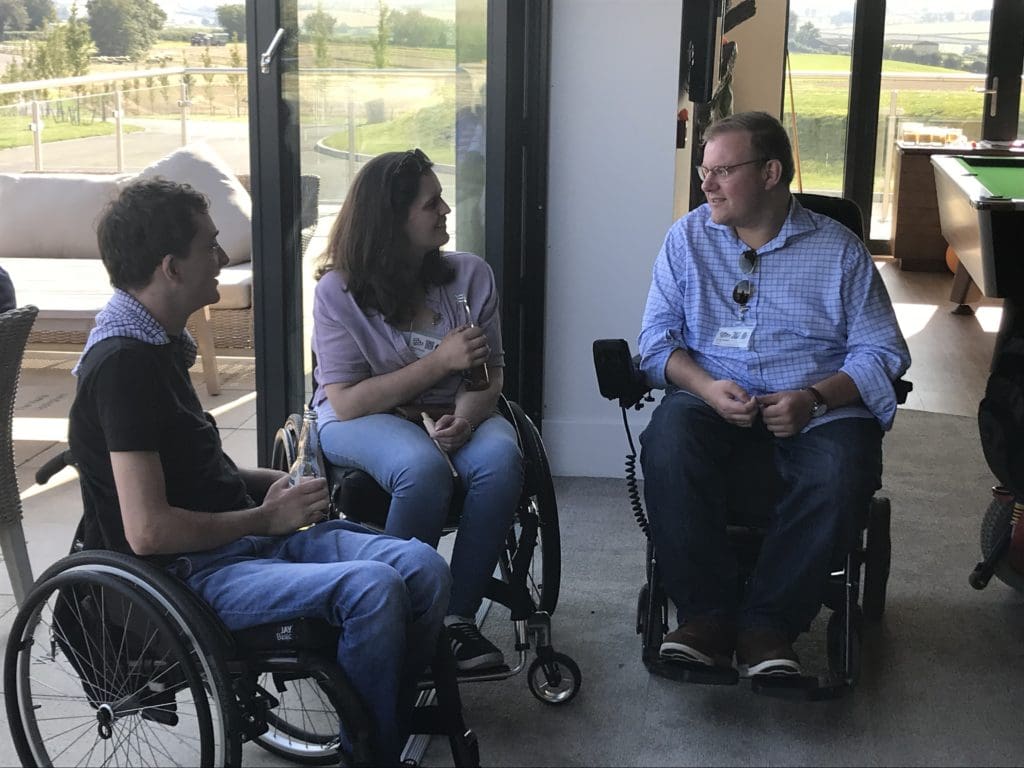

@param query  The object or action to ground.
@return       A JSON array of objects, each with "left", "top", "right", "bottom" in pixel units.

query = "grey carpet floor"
[{"left": 416, "top": 408, "right": 1024, "bottom": 767}]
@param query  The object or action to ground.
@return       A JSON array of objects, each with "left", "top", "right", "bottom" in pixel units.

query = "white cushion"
[
  {"left": 210, "top": 263, "right": 252, "bottom": 309},
  {"left": 138, "top": 142, "right": 252, "bottom": 266},
  {"left": 0, "top": 173, "right": 132, "bottom": 259}
]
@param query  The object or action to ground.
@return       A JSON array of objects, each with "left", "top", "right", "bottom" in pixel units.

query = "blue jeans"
[
  {"left": 319, "top": 412, "right": 523, "bottom": 618},
  {"left": 167, "top": 520, "right": 450, "bottom": 764},
  {"left": 640, "top": 391, "right": 882, "bottom": 635}
]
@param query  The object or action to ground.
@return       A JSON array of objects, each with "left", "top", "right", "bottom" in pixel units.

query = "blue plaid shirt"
[{"left": 639, "top": 198, "right": 911, "bottom": 431}]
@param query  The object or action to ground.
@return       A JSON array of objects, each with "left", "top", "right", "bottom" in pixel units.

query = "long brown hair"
[{"left": 315, "top": 149, "right": 454, "bottom": 326}]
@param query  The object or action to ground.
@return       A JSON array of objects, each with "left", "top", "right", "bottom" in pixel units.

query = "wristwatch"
[{"left": 804, "top": 386, "right": 828, "bottom": 418}]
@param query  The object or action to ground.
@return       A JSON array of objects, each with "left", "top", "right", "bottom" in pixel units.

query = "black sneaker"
[{"left": 447, "top": 622, "right": 505, "bottom": 671}]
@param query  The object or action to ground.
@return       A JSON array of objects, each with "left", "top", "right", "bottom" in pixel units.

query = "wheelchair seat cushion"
[{"left": 233, "top": 617, "right": 339, "bottom": 653}]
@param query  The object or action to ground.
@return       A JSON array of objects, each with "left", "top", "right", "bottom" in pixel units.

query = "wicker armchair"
[{"left": 0, "top": 305, "right": 38, "bottom": 604}]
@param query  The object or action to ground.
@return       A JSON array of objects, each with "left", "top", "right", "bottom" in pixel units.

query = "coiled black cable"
[{"left": 622, "top": 406, "right": 650, "bottom": 539}]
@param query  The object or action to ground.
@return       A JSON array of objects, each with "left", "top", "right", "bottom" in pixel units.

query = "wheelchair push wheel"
[
  {"left": 271, "top": 412, "right": 304, "bottom": 474},
  {"left": 527, "top": 651, "right": 582, "bottom": 705},
  {"left": 502, "top": 399, "right": 561, "bottom": 615},
  {"left": 5, "top": 565, "right": 240, "bottom": 767},
  {"left": 862, "top": 497, "right": 892, "bottom": 621},
  {"left": 254, "top": 672, "right": 344, "bottom": 766}
]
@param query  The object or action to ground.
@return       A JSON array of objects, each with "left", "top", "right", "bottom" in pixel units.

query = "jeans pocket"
[{"left": 167, "top": 536, "right": 268, "bottom": 580}]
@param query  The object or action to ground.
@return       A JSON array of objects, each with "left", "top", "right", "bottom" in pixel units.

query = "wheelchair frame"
[
  {"left": 270, "top": 395, "right": 582, "bottom": 707},
  {"left": 4, "top": 451, "right": 481, "bottom": 768},
  {"left": 593, "top": 338, "right": 900, "bottom": 700}
]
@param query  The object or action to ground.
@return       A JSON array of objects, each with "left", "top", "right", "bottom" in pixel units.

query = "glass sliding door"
[
  {"left": 783, "top": 2, "right": 857, "bottom": 197},
  {"left": 248, "top": 0, "right": 498, "bottom": 460},
  {"left": 869, "top": 1, "right": 992, "bottom": 242}
]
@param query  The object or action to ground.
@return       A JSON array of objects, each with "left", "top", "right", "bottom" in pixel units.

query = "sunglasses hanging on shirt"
[{"left": 732, "top": 249, "right": 758, "bottom": 318}]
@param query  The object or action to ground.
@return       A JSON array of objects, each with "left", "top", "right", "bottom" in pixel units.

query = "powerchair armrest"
[
  {"left": 894, "top": 378, "right": 913, "bottom": 405},
  {"left": 593, "top": 339, "right": 651, "bottom": 409}
]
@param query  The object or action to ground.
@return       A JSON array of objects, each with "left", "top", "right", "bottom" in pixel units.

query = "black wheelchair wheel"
[
  {"left": 5, "top": 567, "right": 238, "bottom": 767},
  {"left": 862, "top": 497, "right": 892, "bottom": 622},
  {"left": 504, "top": 400, "right": 561, "bottom": 614},
  {"left": 254, "top": 672, "right": 345, "bottom": 766},
  {"left": 271, "top": 413, "right": 304, "bottom": 473},
  {"left": 980, "top": 495, "right": 1024, "bottom": 592}
]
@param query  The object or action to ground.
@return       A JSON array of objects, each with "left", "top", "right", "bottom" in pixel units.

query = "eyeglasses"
[
  {"left": 739, "top": 249, "right": 758, "bottom": 274},
  {"left": 392, "top": 148, "right": 431, "bottom": 180},
  {"left": 697, "top": 158, "right": 766, "bottom": 182}
]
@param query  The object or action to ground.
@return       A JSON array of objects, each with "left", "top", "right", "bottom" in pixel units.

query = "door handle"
[
  {"left": 260, "top": 28, "right": 286, "bottom": 74},
  {"left": 972, "top": 76, "right": 998, "bottom": 117}
]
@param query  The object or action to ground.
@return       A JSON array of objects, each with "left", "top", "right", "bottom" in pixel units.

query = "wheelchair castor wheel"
[
  {"left": 527, "top": 652, "right": 581, "bottom": 705},
  {"left": 969, "top": 567, "right": 992, "bottom": 590}
]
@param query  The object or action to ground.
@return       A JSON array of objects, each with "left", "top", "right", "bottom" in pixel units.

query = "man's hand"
[
  {"left": 261, "top": 474, "right": 330, "bottom": 534},
  {"left": 705, "top": 379, "right": 759, "bottom": 427},
  {"left": 757, "top": 390, "right": 813, "bottom": 437},
  {"left": 435, "top": 325, "right": 489, "bottom": 374},
  {"left": 428, "top": 413, "right": 474, "bottom": 453}
]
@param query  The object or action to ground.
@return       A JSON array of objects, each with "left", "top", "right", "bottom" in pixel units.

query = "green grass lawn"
[
  {"left": 0, "top": 115, "right": 142, "bottom": 150},
  {"left": 789, "top": 52, "right": 966, "bottom": 74},
  {"left": 320, "top": 101, "right": 456, "bottom": 165}
]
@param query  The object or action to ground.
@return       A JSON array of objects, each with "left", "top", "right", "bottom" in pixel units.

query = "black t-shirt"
[{"left": 68, "top": 336, "right": 251, "bottom": 561}]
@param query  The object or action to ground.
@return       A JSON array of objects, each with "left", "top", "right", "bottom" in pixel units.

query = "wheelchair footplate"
[
  {"left": 749, "top": 672, "right": 848, "bottom": 701},
  {"left": 643, "top": 649, "right": 739, "bottom": 686},
  {"left": 645, "top": 650, "right": 851, "bottom": 699}
]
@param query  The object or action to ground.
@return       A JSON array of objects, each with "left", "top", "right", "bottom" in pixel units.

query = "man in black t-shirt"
[{"left": 67, "top": 178, "right": 450, "bottom": 763}]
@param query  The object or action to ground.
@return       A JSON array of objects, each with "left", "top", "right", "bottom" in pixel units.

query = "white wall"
[{"left": 543, "top": 0, "right": 682, "bottom": 477}]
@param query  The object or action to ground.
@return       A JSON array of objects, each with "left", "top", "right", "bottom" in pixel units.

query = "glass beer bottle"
[
  {"left": 454, "top": 293, "right": 490, "bottom": 391},
  {"left": 289, "top": 408, "right": 323, "bottom": 485}
]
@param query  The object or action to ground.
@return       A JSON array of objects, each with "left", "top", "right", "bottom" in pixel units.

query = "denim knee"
[
  {"left": 402, "top": 541, "right": 452, "bottom": 621},
  {"left": 329, "top": 561, "right": 409, "bottom": 626}
]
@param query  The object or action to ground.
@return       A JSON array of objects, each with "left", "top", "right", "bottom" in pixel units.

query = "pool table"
[{"left": 931, "top": 154, "right": 1024, "bottom": 299}]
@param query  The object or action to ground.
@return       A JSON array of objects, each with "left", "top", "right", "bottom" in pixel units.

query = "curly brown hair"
[{"left": 315, "top": 149, "right": 455, "bottom": 326}]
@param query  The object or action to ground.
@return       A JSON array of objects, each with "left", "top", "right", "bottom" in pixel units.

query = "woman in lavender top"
[{"left": 312, "top": 149, "right": 523, "bottom": 671}]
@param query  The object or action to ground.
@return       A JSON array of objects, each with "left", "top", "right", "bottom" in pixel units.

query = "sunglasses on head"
[{"left": 392, "top": 148, "right": 431, "bottom": 180}]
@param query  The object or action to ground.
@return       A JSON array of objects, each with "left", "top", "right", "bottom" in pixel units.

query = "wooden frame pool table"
[{"left": 931, "top": 154, "right": 1024, "bottom": 299}]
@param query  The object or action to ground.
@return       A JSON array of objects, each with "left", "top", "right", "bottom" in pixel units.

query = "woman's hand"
[
  {"left": 428, "top": 413, "right": 474, "bottom": 453},
  {"left": 260, "top": 474, "right": 330, "bottom": 534},
  {"left": 435, "top": 325, "right": 489, "bottom": 373}
]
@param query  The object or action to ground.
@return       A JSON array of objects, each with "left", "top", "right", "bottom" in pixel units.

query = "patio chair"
[{"left": 0, "top": 304, "right": 39, "bottom": 605}]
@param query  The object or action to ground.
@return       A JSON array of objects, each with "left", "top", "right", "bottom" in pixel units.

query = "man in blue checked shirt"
[{"left": 638, "top": 111, "right": 910, "bottom": 678}]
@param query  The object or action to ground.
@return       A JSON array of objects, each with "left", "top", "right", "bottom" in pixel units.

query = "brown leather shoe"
[
  {"left": 735, "top": 627, "right": 801, "bottom": 677},
  {"left": 659, "top": 615, "right": 736, "bottom": 667}
]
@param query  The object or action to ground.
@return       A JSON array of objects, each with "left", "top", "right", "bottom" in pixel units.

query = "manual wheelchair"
[
  {"left": 270, "top": 394, "right": 582, "bottom": 706},
  {"left": 592, "top": 339, "right": 908, "bottom": 699},
  {"left": 4, "top": 450, "right": 480, "bottom": 767}
]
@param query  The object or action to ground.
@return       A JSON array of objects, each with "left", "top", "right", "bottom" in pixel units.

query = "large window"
[{"left": 784, "top": 0, "right": 1022, "bottom": 248}]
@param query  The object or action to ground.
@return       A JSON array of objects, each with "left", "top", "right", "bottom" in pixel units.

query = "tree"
[
  {"left": 24, "top": 0, "right": 55, "bottom": 29},
  {"left": 369, "top": 0, "right": 388, "bottom": 68},
  {"left": 216, "top": 4, "right": 244, "bottom": 42},
  {"left": 64, "top": 2, "right": 91, "bottom": 77},
  {"left": 304, "top": 2, "right": 335, "bottom": 68},
  {"left": 86, "top": 0, "right": 165, "bottom": 59},
  {"left": 791, "top": 21, "right": 823, "bottom": 53},
  {"left": 303, "top": 3, "right": 335, "bottom": 38},
  {"left": 227, "top": 40, "right": 244, "bottom": 116},
  {"left": 0, "top": 0, "right": 30, "bottom": 41},
  {"left": 390, "top": 8, "right": 449, "bottom": 48}
]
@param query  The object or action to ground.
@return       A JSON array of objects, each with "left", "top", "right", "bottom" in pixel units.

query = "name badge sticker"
[
  {"left": 712, "top": 325, "right": 754, "bottom": 349},
  {"left": 408, "top": 331, "right": 441, "bottom": 358}
]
